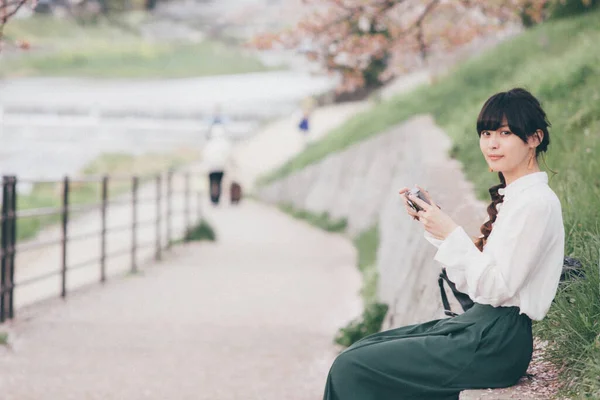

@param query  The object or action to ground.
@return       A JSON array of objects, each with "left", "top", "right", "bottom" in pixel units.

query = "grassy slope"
[
  {"left": 0, "top": 17, "right": 269, "bottom": 78},
  {"left": 261, "top": 10, "right": 600, "bottom": 397}
]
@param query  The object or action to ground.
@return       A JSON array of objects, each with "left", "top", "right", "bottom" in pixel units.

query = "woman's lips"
[{"left": 488, "top": 155, "right": 503, "bottom": 161}]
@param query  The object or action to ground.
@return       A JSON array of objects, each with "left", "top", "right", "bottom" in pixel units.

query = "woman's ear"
[{"left": 530, "top": 129, "right": 543, "bottom": 147}]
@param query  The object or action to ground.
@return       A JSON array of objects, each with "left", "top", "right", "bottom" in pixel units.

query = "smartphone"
[{"left": 405, "top": 188, "right": 431, "bottom": 212}]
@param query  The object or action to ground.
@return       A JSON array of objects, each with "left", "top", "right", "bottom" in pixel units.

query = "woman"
[
  {"left": 323, "top": 88, "right": 565, "bottom": 400},
  {"left": 203, "top": 124, "right": 234, "bottom": 205}
]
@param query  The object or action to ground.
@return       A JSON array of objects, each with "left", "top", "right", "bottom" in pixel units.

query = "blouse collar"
[{"left": 498, "top": 172, "right": 548, "bottom": 199}]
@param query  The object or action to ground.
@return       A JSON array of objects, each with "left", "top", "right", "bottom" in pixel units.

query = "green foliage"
[
  {"left": 549, "top": 0, "right": 600, "bottom": 20},
  {"left": 277, "top": 204, "right": 348, "bottom": 233},
  {"left": 334, "top": 302, "right": 389, "bottom": 348},
  {"left": 354, "top": 225, "right": 380, "bottom": 302},
  {"left": 335, "top": 225, "right": 386, "bottom": 347},
  {"left": 535, "top": 231, "right": 600, "bottom": 397},
  {"left": 104, "top": 0, "right": 131, "bottom": 14},
  {"left": 0, "top": 16, "right": 271, "bottom": 78},
  {"left": 183, "top": 219, "right": 216, "bottom": 242},
  {"left": 261, "top": 9, "right": 600, "bottom": 394},
  {"left": 363, "top": 56, "right": 388, "bottom": 88}
]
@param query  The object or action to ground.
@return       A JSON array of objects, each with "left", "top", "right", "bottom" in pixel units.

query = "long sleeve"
[
  {"left": 424, "top": 214, "right": 489, "bottom": 250},
  {"left": 434, "top": 198, "right": 553, "bottom": 307},
  {"left": 424, "top": 231, "right": 444, "bottom": 248}
]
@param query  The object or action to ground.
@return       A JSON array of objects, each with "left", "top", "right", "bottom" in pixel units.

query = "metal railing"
[{"left": 0, "top": 170, "right": 203, "bottom": 322}]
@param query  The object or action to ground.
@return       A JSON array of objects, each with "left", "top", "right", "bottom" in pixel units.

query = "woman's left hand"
[{"left": 408, "top": 188, "right": 459, "bottom": 240}]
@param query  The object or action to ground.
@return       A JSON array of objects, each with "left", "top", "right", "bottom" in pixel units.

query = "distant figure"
[
  {"left": 202, "top": 124, "right": 234, "bottom": 205},
  {"left": 298, "top": 111, "right": 310, "bottom": 135},
  {"left": 208, "top": 103, "right": 231, "bottom": 129},
  {"left": 211, "top": 104, "right": 224, "bottom": 126},
  {"left": 297, "top": 96, "right": 315, "bottom": 146}
]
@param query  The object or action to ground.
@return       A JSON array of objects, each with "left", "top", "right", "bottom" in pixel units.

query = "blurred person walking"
[
  {"left": 202, "top": 124, "right": 234, "bottom": 205},
  {"left": 297, "top": 96, "right": 315, "bottom": 147}
]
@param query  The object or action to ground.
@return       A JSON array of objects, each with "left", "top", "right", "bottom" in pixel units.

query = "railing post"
[
  {"left": 185, "top": 172, "right": 190, "bottom": 232},
  {"left": 0, "top": 176, "right": 15, "bottom": 320},
  {"left": 131, "top": 176, "right": 138, "bottom": 274},
  {"left": 61, "top": 176, "right": 69, "bottom": 298},
  {"left": 100, "top": 176, "right": 108, "bottom": 283},
  {"left": 166, "top": 169, "right": 173, "bottom": 250},
  {"left": 1, "top": 176, "right": 9, "bottom": 322},
  {"left": 0, "top": 106, "right": 4, "bottom": 138},
  {"left": 155, "top": 174, "right": 162, "bottom": 261},
  {"left": 7, "top": 176, "right": 16, "bottom": 319},
  {"left": 197, "top": 191, "right": 202, "bottom": 223}
]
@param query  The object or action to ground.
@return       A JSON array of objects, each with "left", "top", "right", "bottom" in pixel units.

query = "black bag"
[{"left": 438, "top": 256, "right": 584, "bottom": 317}]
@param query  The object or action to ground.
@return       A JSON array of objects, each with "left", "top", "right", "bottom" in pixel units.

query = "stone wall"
[{"left": 257, "top": 115, "right": 489, "bottom": 328}]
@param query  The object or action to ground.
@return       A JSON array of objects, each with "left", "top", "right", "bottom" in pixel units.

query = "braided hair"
[{"left": 473, "top": 88, "right": 551, "bottom": 252}]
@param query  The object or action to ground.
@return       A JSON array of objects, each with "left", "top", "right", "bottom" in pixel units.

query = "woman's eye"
[{"left": 501, "top": 131, "right": 512, "bottom": 135}]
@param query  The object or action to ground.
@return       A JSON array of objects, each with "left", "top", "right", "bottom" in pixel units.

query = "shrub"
[
  {"left": 334, "top": 302, "right": 389, "bottom": 348},
  {"left": 183, "top": 219, "right": 216, "bottom": 242}
]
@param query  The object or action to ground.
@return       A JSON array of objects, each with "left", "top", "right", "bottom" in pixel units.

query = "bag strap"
[{"left": 438, "top": 271, "right": 459, "bottom": 317}]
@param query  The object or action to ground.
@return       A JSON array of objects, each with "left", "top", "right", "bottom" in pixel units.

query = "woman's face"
[{"left": 479, "top": 124, "right": 537, "bottom": 175}]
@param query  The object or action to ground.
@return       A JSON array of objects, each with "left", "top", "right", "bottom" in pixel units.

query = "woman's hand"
[
  {"left": 399, "top": 186, "right": 459, "bottom": 240},
  {"left": 398, "top": 187, "right": 420, "bottom": 221}
]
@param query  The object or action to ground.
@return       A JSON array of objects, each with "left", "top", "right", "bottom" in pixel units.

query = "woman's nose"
[{"left": 488, "top": 138, "right": 499, "bottom": 149}]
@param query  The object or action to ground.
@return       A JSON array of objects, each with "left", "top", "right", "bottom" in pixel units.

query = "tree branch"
[
  {"left": 414, "top": 0, "right": 440, "bottom": 59},
  {"left": 1, "top": 0, "right": 30, "bottom": 23},
  {"left": 0, "top": 0, "right": 31, "bottom": 54},
  {"left": 305, "top": 0, "right": 404, "bottom": 38}
]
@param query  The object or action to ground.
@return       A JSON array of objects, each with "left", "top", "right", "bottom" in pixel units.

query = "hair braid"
[{"left": 474, "top": 172, "right": 506, "bottom": 252}]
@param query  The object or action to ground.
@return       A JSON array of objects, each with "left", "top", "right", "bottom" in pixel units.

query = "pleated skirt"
[{"left": 323, "top": 303, "right": 533, "bottom": 400}]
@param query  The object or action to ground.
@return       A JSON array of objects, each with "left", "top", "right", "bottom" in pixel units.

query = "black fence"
[{"left": 0, "top": 170, "right": 203, "bottom": 323}]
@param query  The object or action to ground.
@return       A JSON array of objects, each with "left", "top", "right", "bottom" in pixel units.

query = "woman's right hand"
[{"left": 398, "top": 187, "right": 420, "bottom": 220}]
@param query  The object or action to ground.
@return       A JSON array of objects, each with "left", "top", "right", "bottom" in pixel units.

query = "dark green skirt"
[{"left": 323, "top": 303, "right": 533, "bottom": 400}]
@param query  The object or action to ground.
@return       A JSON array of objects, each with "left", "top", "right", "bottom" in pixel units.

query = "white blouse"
[{"left": 424, "top": 172, "right": 565, "bottom": 321}]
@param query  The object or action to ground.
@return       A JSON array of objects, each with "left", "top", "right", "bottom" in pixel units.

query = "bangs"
[{"left": 476, "top": 92, "right": 531, "bottom": 139}]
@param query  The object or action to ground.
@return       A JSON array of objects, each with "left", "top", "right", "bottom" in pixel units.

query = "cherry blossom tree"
[
  {"left": 0, "top": 0, "right": 36, "bottom": 51},
  {"left": 251, "top": 0, "right": 585, "bottom": 93}
]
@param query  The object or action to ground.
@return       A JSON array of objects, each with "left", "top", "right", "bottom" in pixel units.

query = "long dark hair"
[{"left": 474, "top": 88, "right": 551, "bottom": 251}]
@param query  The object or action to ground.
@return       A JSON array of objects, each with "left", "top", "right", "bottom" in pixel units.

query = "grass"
[
  {"left": 259, "top": 9, "right": 600, "bottom": 396},
  {"left": 534, "top": 242, "right": 600, "bottom": 397},
  {"left": 0, "top": 16, "right": 270, "bottom": 78},
  {"left": 334, "top": 302, "right": 389, "bottom": 348},
  {"left": 354, "top": 225, "right": 380, "bottom": 303},
  {"left": 277, "top": 203, "right": 348, "bottom": 233},
  {"left": 334, "top": 225, "right": 388, "bottom": 348},
  {"left": 15, "top": 148, "right": 199, "bottom": 242},
  {"left": 183, "top": 219, "right": 217, "bottom": 242}
]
